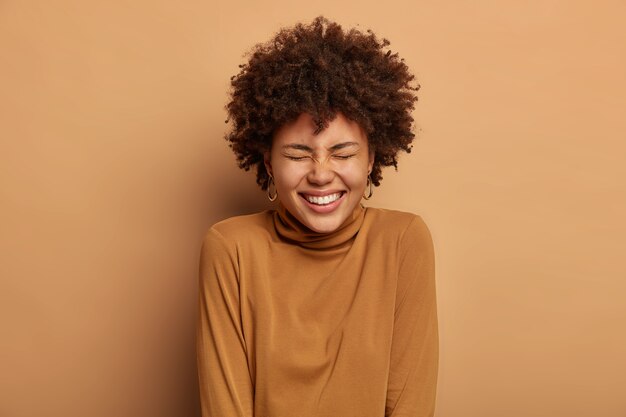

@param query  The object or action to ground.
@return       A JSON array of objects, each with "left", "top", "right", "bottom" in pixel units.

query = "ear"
[
  {"left": 367, "top": 149, "right": 375, "bottom": 175},
  {"left": 263, "top": 151, "right": 273, "bottom": 177}
]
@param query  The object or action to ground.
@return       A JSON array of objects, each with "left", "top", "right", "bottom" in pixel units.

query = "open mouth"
[{"left": 299, "top": 191, "right": 345, "bottom": 206}]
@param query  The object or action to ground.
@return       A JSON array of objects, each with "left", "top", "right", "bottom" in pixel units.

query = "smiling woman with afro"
[{"left": 197, "top": 15, "right": 439, "bottom": 417}]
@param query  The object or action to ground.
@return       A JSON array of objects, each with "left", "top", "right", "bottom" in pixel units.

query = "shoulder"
[
  {"left": 362, "top": 207, "right": 434, "bottom": 257},
  {"left": 203, "top": 210, "right": 274, "bottom": 251},
  {"left": 201, "top": 211, "right": 272, "bottom": 263},
  {"left": 202, "top": 210, "right": 274, "bottom": 253},
  {"left": 364, "top": 207, "right": 432, "bottom": 239},
  {"left": 209, "top": 210, "right": 274, "bottom": 238}
]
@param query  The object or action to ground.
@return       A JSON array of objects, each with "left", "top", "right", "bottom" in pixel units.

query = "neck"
[{"left": 273, "top": 202, "right": 366, "bottom": 249}]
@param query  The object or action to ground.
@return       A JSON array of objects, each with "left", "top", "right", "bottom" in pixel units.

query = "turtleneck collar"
[{"left": 272, "top": 202, "right": 366, "bottom": 249}]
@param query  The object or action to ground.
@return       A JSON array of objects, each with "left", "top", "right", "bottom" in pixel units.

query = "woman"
[{"left": 197, "top": 16, "right": 439, "bottom": 417}]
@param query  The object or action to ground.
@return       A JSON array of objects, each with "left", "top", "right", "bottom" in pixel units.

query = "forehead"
[{"left": 273, "top": 112, "right": 367, "bottom": 148}]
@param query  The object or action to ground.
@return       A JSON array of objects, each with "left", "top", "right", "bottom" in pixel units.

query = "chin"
[{"left": 297, "top": 209, "right": 348, "bottom": 233}]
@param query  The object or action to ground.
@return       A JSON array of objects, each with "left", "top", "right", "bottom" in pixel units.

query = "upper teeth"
[{"left": 306, "top": 192, "right": 342, "bottom": 205}]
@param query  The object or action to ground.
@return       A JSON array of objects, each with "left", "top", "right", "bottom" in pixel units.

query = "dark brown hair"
[{"left": 225, "top": 16, "right": 419, "bottom": 190}]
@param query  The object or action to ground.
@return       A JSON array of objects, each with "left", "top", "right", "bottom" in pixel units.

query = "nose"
[{"left": 306, "top": 157, "right": 335, "bottom": 185}]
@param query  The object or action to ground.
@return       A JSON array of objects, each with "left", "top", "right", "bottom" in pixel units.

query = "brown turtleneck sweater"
[{"left": 197, "top": 203, "right": 438, "bottom": 417}]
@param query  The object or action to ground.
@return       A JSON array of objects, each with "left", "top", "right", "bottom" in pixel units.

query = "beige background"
[{"left": 1, "top": 1, "right": 625, "bottom": 416}]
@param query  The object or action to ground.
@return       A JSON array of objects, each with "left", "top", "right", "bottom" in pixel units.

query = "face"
[{"left": 265, "top": 112, "right": 374, "bottom": 233}]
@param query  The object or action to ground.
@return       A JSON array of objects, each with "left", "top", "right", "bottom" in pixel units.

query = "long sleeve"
[
  {"left": 196, "top": 228, "right": 254, "bottom": 417},
  {"left": 385, "top": 216, "right": 439, "bottom": 417}
]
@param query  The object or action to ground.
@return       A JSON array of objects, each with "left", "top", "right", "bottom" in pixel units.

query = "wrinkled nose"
[{"left": 306, "top": 159, "right": 334, "bottom": 185}]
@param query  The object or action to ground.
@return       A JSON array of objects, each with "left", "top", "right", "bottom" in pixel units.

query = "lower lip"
[{"left": 300, "top": 192, "right": 346, "bottom": 213}]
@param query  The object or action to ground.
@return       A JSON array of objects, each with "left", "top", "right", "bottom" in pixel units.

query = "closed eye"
[
  {"left": 284, "top": 154, "right": 310, "bottom": 161},
  {"left": 333, "top": 154, "right": 356, "bottom": 160}
]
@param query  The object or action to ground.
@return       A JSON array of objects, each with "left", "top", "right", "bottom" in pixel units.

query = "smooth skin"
[{"left": 264, "top": 112, "right": 374, "bottom": 233}]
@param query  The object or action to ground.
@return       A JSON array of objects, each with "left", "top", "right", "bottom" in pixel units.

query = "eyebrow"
[{"left": 281, "top": 141, "right": 360, "bottom": 152}]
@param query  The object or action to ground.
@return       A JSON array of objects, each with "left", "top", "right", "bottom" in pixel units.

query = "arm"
[
  {"left": 386, "top": 216, "right": 439, "bottom": 417},
  {"left": 196, "top": 228, "right": 254, "bottom": 417}
]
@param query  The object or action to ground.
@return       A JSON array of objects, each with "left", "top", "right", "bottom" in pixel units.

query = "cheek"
[
  {"left": 337, "top": 163, "right": 369, "bottom": 188},
  {"left": 272, "top": 162, "right": 307, "bottom": 190}
]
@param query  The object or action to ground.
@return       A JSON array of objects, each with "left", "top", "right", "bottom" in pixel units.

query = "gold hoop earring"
[
  {"left": 267, "top": 176, "right": 277, "bottom": 202},
  {"left": 363, "top": 175, "right": 373, "bottom": 200}
]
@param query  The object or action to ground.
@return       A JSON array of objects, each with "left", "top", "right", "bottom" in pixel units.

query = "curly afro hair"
[{"left": 225, "top": 16, "right": 419, "bottom": 190}]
